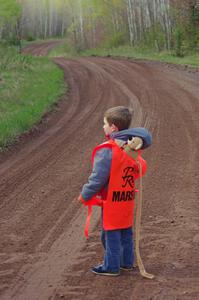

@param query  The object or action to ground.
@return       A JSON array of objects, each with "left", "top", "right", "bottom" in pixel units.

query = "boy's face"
[{"left": 103, "top": 117, "right": 118, "bottom": 136}]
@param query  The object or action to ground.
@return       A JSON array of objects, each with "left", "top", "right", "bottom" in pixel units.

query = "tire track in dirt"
[
  {"left": 22, "top": 41, "right": 62, "bottom": 56},
  {"left": 0, "top": 46, "right": 144, "bottom": 299},
  {"left": 52, "top": 59, "right": 199, "bottom": 300},
  {"left": 0, "top": 43, "right": 199, "bottom": 300}
]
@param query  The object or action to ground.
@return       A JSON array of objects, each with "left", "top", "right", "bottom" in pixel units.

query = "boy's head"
[{"left": 103, "top": 106, "right": 133, "bottom": 136}]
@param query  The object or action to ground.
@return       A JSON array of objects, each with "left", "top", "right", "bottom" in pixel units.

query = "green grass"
[
  {"left": 81, "top": 46, "right": 199, "bottom": 67},
  {"left": 2, "top": 40, "right": 196, "bottom": 150},
  {"left": 0, "top": 44, "right": 67, "bottom": 151},
  {"left": 47, "top": 40, "right": 199, "bottom": 67},
  {"left": 47, "top": 40, "right": 78, "bottom": 58},
  {"left": 21, "top": 39, "right": 42, "bottom": 48}
]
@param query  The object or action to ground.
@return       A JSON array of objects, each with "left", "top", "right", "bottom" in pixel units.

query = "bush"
[
  {"left": 104, "top": 32, "right": 126, "bottom": 48},
  {"left": 141, "top": 23, "right": 166, "bottom": 51},
  {"left": 174, "top": 27, "right": 184, "bottom": 57},
  {"left": 0, "top": 45, "right": 33, "bottom": 71},
  {"left": 26, "top": 34, "right": 36, "bottom": 42}
]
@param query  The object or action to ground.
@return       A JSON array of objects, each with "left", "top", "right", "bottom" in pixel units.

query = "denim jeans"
[{"left": 101, "top": 227, "right": 134, "bottom": 273}]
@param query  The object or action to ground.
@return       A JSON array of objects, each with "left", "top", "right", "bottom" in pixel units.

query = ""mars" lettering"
[{"left": 112, "top": 190, "right": 135, "bottom": 202}]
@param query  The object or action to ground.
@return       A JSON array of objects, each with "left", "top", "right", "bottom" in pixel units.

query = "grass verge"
[
  {"left": 47, "top": 40, "right": 78, "bottom": 58},
  {"left": 47, "top": 41, "right": 199, "bottom": 67},
  {"left": 0, "top": 44, "right": 66, "bottom": 151},
  {"left": 81, "top": 46, "right": 199, "bottom": 67}
]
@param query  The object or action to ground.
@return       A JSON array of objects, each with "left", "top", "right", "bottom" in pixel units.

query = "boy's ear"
[{"left": 111, "top": 124, "right": 119, "bottom": 132}]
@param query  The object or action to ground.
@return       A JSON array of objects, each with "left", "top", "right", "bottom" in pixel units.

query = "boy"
[{"left": 78, "top": 106, "right": 152, "bottom": 276}]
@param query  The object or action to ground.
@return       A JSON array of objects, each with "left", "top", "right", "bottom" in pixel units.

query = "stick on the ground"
[{"left": 135, "top": 159, "right": 154, "bottom": 279}]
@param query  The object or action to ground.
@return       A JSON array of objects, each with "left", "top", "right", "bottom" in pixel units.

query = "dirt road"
[{"left": 0, "top": 41, "right": 199, "bottom": 300}]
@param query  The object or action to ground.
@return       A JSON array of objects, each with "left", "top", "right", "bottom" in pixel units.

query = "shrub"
[
  {"left": 104, "top": 32, "right": 126, "bottom": 48},
  {"left": 174, "top": 27, "right": 184, "bottom": 57},
  {"left": 26, "top": 34, "right": 36, "bottom": 42}
]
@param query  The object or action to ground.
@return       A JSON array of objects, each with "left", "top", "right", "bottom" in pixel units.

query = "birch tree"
[{"left": 2, "top": 0, "right": 198, "bottom": 54}]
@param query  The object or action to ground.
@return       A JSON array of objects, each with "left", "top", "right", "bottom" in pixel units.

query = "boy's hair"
[{"left": 104, "top": 106, "right": 133, "bottom": 131}]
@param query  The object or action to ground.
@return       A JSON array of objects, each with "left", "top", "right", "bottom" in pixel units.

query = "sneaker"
[
  {"left": 91, "top": 265, "right": 120, "bottom": 276},
  {"left": 120, "top": 266, "right": 134, "bottom": 271}
]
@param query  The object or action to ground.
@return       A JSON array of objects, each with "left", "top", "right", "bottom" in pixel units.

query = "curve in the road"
[{"left": 0, "top": 42, "right": 199, "bottom": 300}]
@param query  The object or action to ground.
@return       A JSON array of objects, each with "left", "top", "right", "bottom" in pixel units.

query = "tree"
[
  {"left": 2, "top": 0, "right": 198, "bottom": 54},
  {"left": 0, "top": 0, "right": 21, "bottom": 40}
]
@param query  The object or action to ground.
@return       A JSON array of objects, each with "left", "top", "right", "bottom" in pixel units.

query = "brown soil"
[
  {"left": 22, "top": 40, "right": 62, "bottom": 56},
  {"left": 0, "top": 42, "right": 199, "bottom": 300}
]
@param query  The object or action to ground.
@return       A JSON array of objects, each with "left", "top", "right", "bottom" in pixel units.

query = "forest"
[{"left": 0, "top": 0, "right": 199, "bottom": 57}]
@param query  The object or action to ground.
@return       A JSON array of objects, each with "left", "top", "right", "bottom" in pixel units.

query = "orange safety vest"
[{"left": 83, "top": 140, "right": 147, "bottom": 236}]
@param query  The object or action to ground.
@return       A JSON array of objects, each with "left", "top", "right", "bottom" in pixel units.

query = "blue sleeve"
[{"left": 81, "top": 148, "right": 112, "bottom": 201}]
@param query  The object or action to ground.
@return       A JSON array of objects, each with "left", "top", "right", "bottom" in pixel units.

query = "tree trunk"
[{"left": 126, "top": 0, "right": 134, "bottom": 45}]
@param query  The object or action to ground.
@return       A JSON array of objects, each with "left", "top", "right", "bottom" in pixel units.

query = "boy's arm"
[{"left": 80, "top": 148, "right": 112, "bottom": 202}]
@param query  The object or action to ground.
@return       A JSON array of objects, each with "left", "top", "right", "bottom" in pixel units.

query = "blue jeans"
[{"left": 101, "top": 227, "right": 134, "bottom": 273}]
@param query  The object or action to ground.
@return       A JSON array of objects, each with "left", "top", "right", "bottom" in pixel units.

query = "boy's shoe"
[
  {"left": 120, "top": 266, "right": 134, "bottom": 271},
  {"left": 91, "top": 264, "right": 120, "bottom": 276}
]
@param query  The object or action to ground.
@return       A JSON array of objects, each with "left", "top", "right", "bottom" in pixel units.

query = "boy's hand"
[
  {"left": 78, "top": 195, "right": 103, "bottom": 207},
  {"left": 78, "top": 194, "right": 86, "bottom": 204},
  {"left": 128, "top": 137, "right": 143, "bottom": 150}
]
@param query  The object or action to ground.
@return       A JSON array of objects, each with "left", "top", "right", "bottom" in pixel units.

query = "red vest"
[{"left": 92, "top": 140, "right": 147, "bottom": 230}]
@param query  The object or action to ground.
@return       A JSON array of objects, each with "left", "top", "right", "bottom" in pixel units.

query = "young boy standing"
[{"left": 78, "top": 106, "right": 152, "bottom": 276}]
